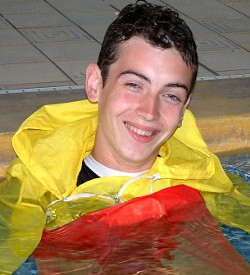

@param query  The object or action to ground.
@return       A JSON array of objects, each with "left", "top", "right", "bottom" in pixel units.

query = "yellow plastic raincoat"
[{"left": 0, "top": 100, "right": 249, "bottom": 274}]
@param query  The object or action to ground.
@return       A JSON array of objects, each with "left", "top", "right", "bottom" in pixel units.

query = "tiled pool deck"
[
  {"left": 0, "top": 0, "right": 249, "bottom": 179},
  {"left": 0, "top": 0, "right": 250, "bottom": 90}
]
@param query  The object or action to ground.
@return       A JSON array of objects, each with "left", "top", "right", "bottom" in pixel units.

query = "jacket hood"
[{"left": 12, "top": 100, "right": 216, "bottom": 197}]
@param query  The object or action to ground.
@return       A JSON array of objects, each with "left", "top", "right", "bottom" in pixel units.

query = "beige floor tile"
[
  {"left": 201, "top": 18, "right": 250, "bottom": 33},
  {"left": 105, "top": 0, "right": 163, "bottom": 10},
  {"left": 5, "top": 12, "right": 72, "bottom": 28},
  {"left": 219, "top": 0, "right": 250, "bottom": 3},
  {"left": 0, "top": 0, "right": 53, "bottom": 15},
  {"left": 20, "top": 26, "right": 92, "bottom": 43},
  {"left": 162, "top": 0, "right": 244, "bottom": 19},
  {"left": 75, "top": 24, "right": 108, "bottom": 43},
  {"left": 218, "top": 70, "right": 250, "bottom": 76},
  {"left": 199, "top": 50, "right": 250, "bottom": 71},
  {"left": 0, "top": 29, "right": 28, "bottom": 45},
  {"left": 0, "top": 17, "right": 11, "bottom": 29},
  {"left": 69, "top": 11, "right": 117, "bottom": 27},
  {"left": 68, "top": 11, "right": 118, "bottom": 42},
  {"left": 196, "top": 33, "right": 240, "bottom": 53},
  {"left": 0, "top": 44, "right": 48, "bottom": 64},
  {"left": 181, "top": 16, "right": 214, "bottom": 36},
  {"left": 224, "top": 32, "right": 250, "bottom": 51},
  {"left": 48, "top": 0, "right": 114, "bottom": 13},
  {"left": 197, "top": 65, "right": 216, "bottom": 78},
  {"left": 55, "top": 59, "right": 95, "bottom": 85},
  {"left": 226, "top": 3, "right": 250, "bottom": 17},
  {"left": 35, "top": 41, "right": 100, "bottom": 61},
  {"left": 0, "top": 62, "right": 72, "bottom": 87}
]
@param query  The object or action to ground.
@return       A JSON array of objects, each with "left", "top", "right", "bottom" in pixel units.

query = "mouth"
[{"left": 124, "top": 122, "right": 159, "bottom": 141}]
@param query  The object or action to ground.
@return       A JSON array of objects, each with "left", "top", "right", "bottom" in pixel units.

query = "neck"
[{"left": 91, "top": 146, "right": 157, "bottom": 173}]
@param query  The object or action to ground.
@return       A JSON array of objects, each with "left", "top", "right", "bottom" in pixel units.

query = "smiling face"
[{"left": 86, "top": 37, "right": 193, "bottom": 172}]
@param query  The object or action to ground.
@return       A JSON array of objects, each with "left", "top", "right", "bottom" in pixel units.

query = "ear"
[
  {"left": 85, "top": 63, "right": 103, "bottom": 102},
  {"left": 184, "top": 94, "right": 191, "bottom": 108}
]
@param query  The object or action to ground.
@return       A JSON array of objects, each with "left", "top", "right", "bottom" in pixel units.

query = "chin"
[
  {"left": 124, "top": 153, "right": 154, "bottom": 165},
  {"left": 119, "top": 144, "right": 158, "bottom": 164}
]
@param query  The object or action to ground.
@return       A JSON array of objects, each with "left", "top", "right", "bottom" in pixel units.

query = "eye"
[
  {"left": 124, "top": 82, "right": 142, "bottom": 91},
  {"left": 163, "top": 93, "right": 182, "bottom": 103}
]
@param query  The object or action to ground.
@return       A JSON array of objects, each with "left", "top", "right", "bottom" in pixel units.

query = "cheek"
[
  {"left": 99, "top": 95, "right": 130, "bottom": 124},
  {"left": 160, "top": 105, "right": 184, "bottom": 125},
  {"left": 113, "top": 93, "right": 138, "bottom": 113}
]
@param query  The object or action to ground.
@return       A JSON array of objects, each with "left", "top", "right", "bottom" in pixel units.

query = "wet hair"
[{"left": 97, "top": 0, "right": 198, "bottom": 93}]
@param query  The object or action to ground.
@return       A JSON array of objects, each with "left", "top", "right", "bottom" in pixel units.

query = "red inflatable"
[{"left": 34, "top": 185, "right": 249, "bottom": 274}]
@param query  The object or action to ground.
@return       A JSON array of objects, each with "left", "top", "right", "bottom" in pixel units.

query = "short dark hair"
[{"left": 97, "top": 0, "right": 198, "bottom": 93}]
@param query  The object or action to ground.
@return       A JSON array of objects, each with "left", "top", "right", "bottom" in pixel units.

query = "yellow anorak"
[{"left": 0, "top": 100, "right": 249, "bottom": 274}]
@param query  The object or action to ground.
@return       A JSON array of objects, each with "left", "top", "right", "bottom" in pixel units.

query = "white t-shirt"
[{"left": 84, "top": 154, "right": 149, "bottom": 177}]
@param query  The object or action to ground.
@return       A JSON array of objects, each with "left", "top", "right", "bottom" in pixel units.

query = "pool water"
[
  {"left": 220, "top": 152, "right": 250, "bottom": 264},
  {"left": 13, "top": 153, "right": 250, "bottom": 274},
  {"left": 220, "top": 152, "right": 249, "bottom": 182}
]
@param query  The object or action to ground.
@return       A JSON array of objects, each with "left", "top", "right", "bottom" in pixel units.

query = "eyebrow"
[
  {"left": 118, "top": 70, "right": 189, "bottom": 94},
  {"left": 118, "top": 70, "right": 151, "bottom": 84},
  {"left": 165, "top": 83, "right": 189, "bottom": 94}
]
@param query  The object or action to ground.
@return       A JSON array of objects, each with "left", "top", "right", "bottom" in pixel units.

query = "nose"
[{"left": 136, "top": 94, "right": 159, "bottom": 121}]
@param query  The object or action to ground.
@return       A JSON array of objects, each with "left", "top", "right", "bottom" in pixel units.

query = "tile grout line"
[
  {"left": 43, "top": 0, "right": 103, "bottom": 45},
  {"left": 199, "top": 63, "right": 220, "bottom": 76},
  {"left": 1, "top": 17, "right": 78, "bottom": 85},
  {"left": 217, "top": 0, "right": 250, "bottom": 18},
  {"left": 158, "top": 0, "right": 220, "bottom": 77},
  {"left": 159, "top": 0, "right": 250, "bottom": 69}
]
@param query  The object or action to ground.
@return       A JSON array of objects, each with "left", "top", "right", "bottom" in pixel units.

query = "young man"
[
  {"left": 1, "top": 1, "right": 249, "bottom": 273},
  {"left": 78, "top": 1, "right": 197, "bottom": 181}
]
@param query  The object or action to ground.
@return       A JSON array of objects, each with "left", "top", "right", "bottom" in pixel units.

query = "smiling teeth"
[{"left": 125, "top": 122, "right": 153, "bottom": 137}]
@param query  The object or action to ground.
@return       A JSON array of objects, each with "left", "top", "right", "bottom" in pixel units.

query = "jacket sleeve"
[{"left": 0, "top": 158, "right": 47, "bottom": 274}]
